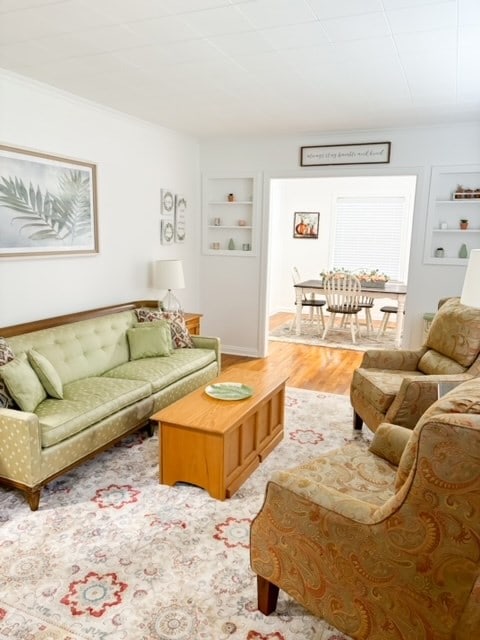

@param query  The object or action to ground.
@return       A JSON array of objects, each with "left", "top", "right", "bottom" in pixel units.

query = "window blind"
[{"left": 332, "top": 197, "right": 409, "bottom": 281}]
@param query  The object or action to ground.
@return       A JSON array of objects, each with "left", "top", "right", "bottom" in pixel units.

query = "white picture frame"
[
  {"left": 175, "top": 195, "right": 186, "bottom": 243},
  {"left": 160, "top": 218, "right": 174, "bottom": 245},
  {"left": 160, "top": 188, "right": 174, "bottom": 215}
]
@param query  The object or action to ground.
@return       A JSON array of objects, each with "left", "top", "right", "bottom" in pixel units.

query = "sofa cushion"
[
  {"left": 28, "top": 349, "right": 64, "bottom": 399},
  {"left": 133, "top": 319, "right": 173, "bottom": 353},
  {"left": 127, "top": 325, "right": 172, "bottom": 360},
  {"left": 0, "top": 337, "right": 16, "bottom": 408},
  {"left": 35, "top": 377, "right": 151, "bottom": 448},
  {"left": 272, "top": 442, "right": 397, "bottom": 507},
  {"left": 135, "top": 309, "right": 194, "bottom": 348},
  {"left": 0, "top": 352, "right": 47, "bottom": 412},
  {"left": 417, "top": 349, "right": 466, "bottom": 375},
  {"left": 426, "top": 297, "right": 480, "bottom": 368},
  {"left": 351, "top": 367, "right": 425, "bottom": 414},
  {"left": 103, "top": 348, "right": 216, "bottom": 393}
]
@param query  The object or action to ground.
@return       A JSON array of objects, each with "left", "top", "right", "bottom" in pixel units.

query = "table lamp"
[
  {"left": 154, "top": 259, "right": 185, "bottom": 311},
  {"left": 460, "top": 249, "right": 480, "bottom": 308}
]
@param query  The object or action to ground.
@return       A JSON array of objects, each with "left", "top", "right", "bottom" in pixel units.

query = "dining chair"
[
  {"left": 358, "top": 295, "right": 375, "bottom": 334},
  {"left": 322, "top": 272, "right": 362, "bottom": 344},
  {"left": 376, "top": 305, "right": 398, "bottom": 337},
  {"left": 291, "top": 267, "right": 325, "bottom": 331}
]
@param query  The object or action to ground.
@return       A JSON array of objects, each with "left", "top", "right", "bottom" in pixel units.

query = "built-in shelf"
[
  {"left": 202, "top": 173, "right": 259, "bottom": 256},
  {"left": 424, "top": 165, "right": 480, "bottom": 265},
  {"left": 208, "top": 201, "right": 253, "bottom": 205},
  {"left": 433, "top": 229, "right": 480, "bottom": 233},
  {"left": 436, "top": 199, "right": 480, "bottom": 204}
]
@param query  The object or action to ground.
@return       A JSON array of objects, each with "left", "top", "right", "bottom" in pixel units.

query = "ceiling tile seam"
[
  {"left": 379, "top": 0, "right": 415, "bottom": 105},
  {"left": 0, "top": 0, "right": 67, "bottom": 16}
]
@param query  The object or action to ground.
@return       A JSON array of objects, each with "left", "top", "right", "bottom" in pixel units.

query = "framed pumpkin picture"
[{"left": 293, "top": 212, "right": 319, "bottom": 239}]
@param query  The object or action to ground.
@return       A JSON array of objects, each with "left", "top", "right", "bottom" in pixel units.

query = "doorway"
[{"left": 266, "top": 174, "right": 417, "bottom": 344}]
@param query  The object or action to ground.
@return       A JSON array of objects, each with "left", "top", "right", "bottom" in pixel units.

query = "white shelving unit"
[
  {"left": 424, "top": 165, "right": 480, "bottom": 265},
  {"left": 202, "top": 173, "right": 259, "bottom": 256}
]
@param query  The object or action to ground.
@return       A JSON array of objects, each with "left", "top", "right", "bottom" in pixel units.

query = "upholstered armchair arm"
[
  {"left": 269, "top": 473, "right": 380, "bottom": 524},
  {"left": 0, "top": 408, "right": 42, "bottom": 485},
  {"left": 369, "top": 422, "right": 412, "bottom": 465},
  {"left": 361, "top": 347, "right": 426, "bottom": 371},
  {"left": 384, "top": 373, "right": 473, "bottom": 429},
  {"left": 191, "top": 335, "right": 221, "bottom": 369}
]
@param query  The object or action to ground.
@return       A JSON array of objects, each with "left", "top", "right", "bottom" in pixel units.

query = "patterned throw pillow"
[
  {"left": 0, "top": 337, "right": 16, "bottom": 408},
  {"left": 135, "top": 309, "right": 194, "bottom": 349}
]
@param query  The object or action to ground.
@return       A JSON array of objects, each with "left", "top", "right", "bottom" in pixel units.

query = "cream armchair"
[
  {"left": 250, "top": 378, "right": 480, "bottom": 640},
  {"left": 350, "top": 297, "right": 480, "bottom": 432}
]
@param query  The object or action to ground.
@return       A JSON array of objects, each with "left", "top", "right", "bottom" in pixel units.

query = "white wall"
[
  {"left": 200, "top": 122, "right": 480, "bottom": 353},
  {"left": 0, "top": 71, "right": 200, "bottom": 326}
]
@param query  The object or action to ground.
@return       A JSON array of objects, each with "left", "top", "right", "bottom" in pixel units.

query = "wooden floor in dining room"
[{"left": 221, "top": 312, "right": 364, "bottom": 396}]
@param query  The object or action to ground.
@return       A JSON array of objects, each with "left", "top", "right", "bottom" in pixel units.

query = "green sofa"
[{"left": 0, "top": 302, "right": 220, "bottom": 510}]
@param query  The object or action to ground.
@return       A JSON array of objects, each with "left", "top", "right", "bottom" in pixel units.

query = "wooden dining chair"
[
  {"left": 322, "top": 272, "right": 362, "bottom": 344},
  {"left": 291, "top": 267, "right": 325, "bottom": 331},
  {"left": 376, "top": 305, "right": 398, "bottom": 337}
]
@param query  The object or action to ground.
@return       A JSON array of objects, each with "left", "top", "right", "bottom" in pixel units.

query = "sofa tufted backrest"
[
  {"left": 6, "top": 311, "right": 135, "bottom": 385},
  {"left": 417, "top": 298, "right": 480, "bottom": 375}
]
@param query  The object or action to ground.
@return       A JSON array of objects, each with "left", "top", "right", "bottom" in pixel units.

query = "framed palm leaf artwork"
[{"left": 0, "top": 144, "right": 98, "bottom": 258}]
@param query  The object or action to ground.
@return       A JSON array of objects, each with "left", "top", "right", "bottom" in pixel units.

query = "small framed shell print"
[
  {"left": 161, "top": 189, "right": 174, "bottom": 215},
  {"left": 161, "top": 219, "right": 174, "bottom": 245}
]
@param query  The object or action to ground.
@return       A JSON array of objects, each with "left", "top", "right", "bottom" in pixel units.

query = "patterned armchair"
[
  {"left": 350, "top": 297, "right": 480, "bottom": 433},
  {"left": 250, "top": 378, "right": 480, "bottom": 640}
]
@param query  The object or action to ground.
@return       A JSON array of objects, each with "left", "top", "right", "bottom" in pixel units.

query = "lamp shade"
[
  {"left": 153, "top": 260, "right": 185, "bottom": 291},
  {"left": 460, "top": 249, "right": 480, "bottom": 308}
]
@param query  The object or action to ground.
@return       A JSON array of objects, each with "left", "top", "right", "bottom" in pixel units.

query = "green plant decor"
[{"left": 0, "top": 170, "right": 92, "bottom": 243}]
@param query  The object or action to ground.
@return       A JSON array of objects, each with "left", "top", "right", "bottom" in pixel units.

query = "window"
[{"left": 332, "top": 196, "right": 413, "bottom": 281}]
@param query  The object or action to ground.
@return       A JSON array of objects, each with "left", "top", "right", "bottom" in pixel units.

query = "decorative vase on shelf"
[
  {"left": 228, "top": 238, "right": 235, "bottom": 250},
  {"left": 460, "top": 219, "right": 469, "bottom": 230},
  {"left": 459, "top": 243, "right": 468, "bottom": 259}
]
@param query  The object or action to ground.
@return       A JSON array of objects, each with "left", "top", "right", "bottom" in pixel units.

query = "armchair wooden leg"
[
  {"left": 257, "top": 575, "right": 279, "bottom": 615},
  {"left": 353, "top": 411, "right": 363, "bottom": 431}
]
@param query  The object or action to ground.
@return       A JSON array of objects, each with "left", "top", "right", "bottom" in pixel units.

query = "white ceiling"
[{"left": 1, "top": 0, "right": 479, "bottom": 138}]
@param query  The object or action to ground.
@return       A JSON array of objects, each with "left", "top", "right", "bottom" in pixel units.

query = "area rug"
[
  {"left": 0, "top": 388, "right": 371, "bottom": 640},
  {"left": 269, "top": 320, "right": 397, "bottom": 352}
]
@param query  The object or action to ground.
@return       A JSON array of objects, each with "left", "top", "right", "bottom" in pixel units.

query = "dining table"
[{"left": 294, "top": 279, "right": 407, "bottom": 348}]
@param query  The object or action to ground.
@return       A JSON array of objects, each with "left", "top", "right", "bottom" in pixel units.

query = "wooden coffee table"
[{"left": 151, "top": 367, "right": 288, "bottom": 500}]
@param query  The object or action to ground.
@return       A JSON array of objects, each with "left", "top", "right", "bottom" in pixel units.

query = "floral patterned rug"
[
  {"left": 269, "top": 321, "right": 398, "bottom": 352},
  {"left": 0, "top": 388, "right": 371, "bottom": 640}
]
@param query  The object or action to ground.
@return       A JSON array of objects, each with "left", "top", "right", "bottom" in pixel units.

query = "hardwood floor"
[{"left": 221, "top": 312, "right": 363, "bottom": 396}]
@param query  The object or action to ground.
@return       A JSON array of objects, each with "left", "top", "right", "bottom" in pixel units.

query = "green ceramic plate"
[{"left": 205, "top": 382, "right": 253, "bottom": 400}]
